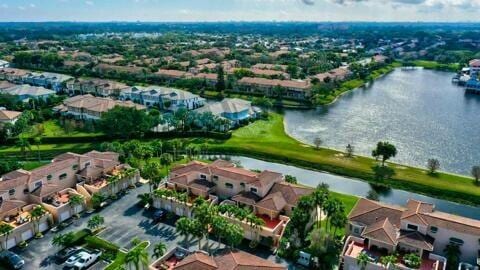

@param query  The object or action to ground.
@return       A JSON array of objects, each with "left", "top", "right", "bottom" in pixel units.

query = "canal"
[
  {"left": 215, "top": 155, "right": 480, "bottom": 220},
  {"left": 284, "top": 68, "right": 480, "bottom": 175}
]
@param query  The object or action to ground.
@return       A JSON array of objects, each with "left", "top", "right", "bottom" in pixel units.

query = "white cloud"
[
  {"left": 30, "top": 3, "right": 36, "bottom": 8},
  {"left": 1, "top": 3, "right": 8, "bottom": 8},
  {"left": 85, "top": 1, "right": 94, "bottom": 5}
]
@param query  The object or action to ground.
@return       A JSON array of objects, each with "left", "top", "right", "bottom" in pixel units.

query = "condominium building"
[
  {"left": 53, "top": 94, "right": 146, "bottom": 120},
  {"left": 0, "top": 151, "right": 139, "bottom": 249},
  {"left": 235, "top": 77, "right": 311, "bottom": 100},
  {"left": 119, "top": 85, "right": 205, "bottom": 111},
  {"left": 153, "top": 160, "right": 313, "bottom": 247},
  {"left": 66, "top": 78, "right": 130, "bottom": 97},
  {"left": 22, "top": 71, "right": 73, "bottom": 92},
  {"left": 194, "top": 98, "right": 261, "bottom": 125},
  {"left": 0, "top": 84, "right": 56, "bottom": 102},
  {"left": 341, "top": 198, "right": 480, "bottom": 270}
]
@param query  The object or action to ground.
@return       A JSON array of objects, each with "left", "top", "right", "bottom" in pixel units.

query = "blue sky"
[{"left": 0, "top": 0, "right": 478, "bottom": 22}]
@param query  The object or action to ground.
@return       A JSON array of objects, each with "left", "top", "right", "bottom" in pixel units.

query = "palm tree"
[
  {"left": 68, "top": 194, "right": 84, "bottom": 218},
  {"left": 312, "top": 185, "right": 329, "bottom": 228},
  {"left": 211, "top": 216, "right": 228, "bottom": 249},
  {"left": 141, "top": 160, "right": 162, "bottom": 192},
  {"left": 87, "top": 215, "right": 105, "bottom": 231},
  {"left": 125, "top": 247, "right": 149, "bottom": 270},
  {"left": 224, "top": 223, "right": 243, "bottom": 249},
  {"left": 152, "top": 242, "right": 167, "bottom": 259},
  {"left": 150, "top": 140, "right": 163, "bottom": 157},
  {"left": 16, "top": 136, "right": 31, "bottom": 158},
  {"left": 245, "top": 213, "right": 265, "bottom": 240},
  {"left": 380, "top": 255, "right": 397, "bottom": 270},
  {"left": 357, "top": 252, "right": 370, "bottom": 270},
  {"left": 29, "top": 205, "right": 46, "bottom": 238},
  {"left": 0, "top": 223, "right": 14, "bottom": 250},
  {"left": 175, "top": 217, "right": 193, "bottom": 245}
]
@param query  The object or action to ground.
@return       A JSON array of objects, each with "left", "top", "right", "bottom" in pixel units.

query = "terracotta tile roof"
[
  {"left": 237, "top": 77, "right": 310, "bottom": 90},
  {"left": 348, "top": 198, "right": 404, "bottom": 228},
  {"left": 419, "top": 211, "right": 480, "bottom": 235},
  {"left": 252, "top": 170, "right": 282, "bottom": 188},
  {"left": 31, "top": 184, "right": 63, "bottom": 197},
  {"left": 256, "top": 192, "right": 287, "bottom": 212},
  {"left": 361, "top": 218, "right": 398, "bottom": 246},
  {"left": 469, "top": 59, "right": 480, "bottom": 67},
  {"left": 0, "top": 110, "right": 21, "bottom": 121},
  {"left": 401, "top": 200, "right": 433, "bottom": 226},
  {"left": 175, "top": 251, "right": 217, "bottom": 270},
  {"left": 62, "top": 94, "right": 146, "bottom": 113},
  {"left": 398, "top": 230, "right": 434, "bottom": 251},
  {"left": 30, "top": 158, "right": 78, "bottom": 181},
  {"left": 251, "top": 64, "right": 287, "bottom": 71},
  {"left": 268, "top": 182, "right": 313, "bottom": 206},
  {"left": 0, "top": 81, "right": 15, "bottom": 90},
  {"left": 232, "top": 191, "right": 262, "bottom": 206},
  {"left": 0, "top": 200, "right": 27, "bottom": 215},
  {"left": 213, "top": 249, "right": 285, "bottom": 270},
  {"left": 171, "top": 161, "right": 209, "bottom": 176},
  {"left": 156, "top": 69, "right": 189, "bottom": 78},
  {"left": 313, "top": 67, "right": 350, "bottom": 82},
  {"left": 0, "top": 170, "right": 30, "bottom": 191}
]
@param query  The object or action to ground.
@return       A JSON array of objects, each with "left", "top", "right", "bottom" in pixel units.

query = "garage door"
[
  {"left": 39, "top": 222, "right": 48, "bottom": 232},
  {"left": 175, "top": 208, "right": 184, "bottom": 216},
  {"left": 59, "top": 211, "right": 71, "bottom": 222},
  {"left": 22, "top": 230, "right": 33, "bottom": 241},
  {"left": 6, "top": 238, "right": 16, "bottom": 249}
]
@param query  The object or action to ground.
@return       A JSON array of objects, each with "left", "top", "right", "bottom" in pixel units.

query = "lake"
[{"left": 285, "top": 68, "right": 480, "bottom": 175}]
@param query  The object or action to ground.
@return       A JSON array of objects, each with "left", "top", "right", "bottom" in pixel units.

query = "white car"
[
  {"left": 71, "top": 250, "right": 102, "bottom": 269},
  {"left": 65, "top": 251, "right": 88, "bottom": 267}
]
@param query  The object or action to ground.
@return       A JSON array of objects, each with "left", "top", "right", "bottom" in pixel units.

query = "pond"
[
  {"left": 221, "top": 155, "right": 480, "bottom": 220},
  {"left": 284, "top": 68, "right": 480, "bottom": 175}
]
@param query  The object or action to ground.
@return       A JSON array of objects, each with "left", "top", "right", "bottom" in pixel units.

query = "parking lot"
[{"left": 12, "top": 183, "right": 290, "bottom": 270}]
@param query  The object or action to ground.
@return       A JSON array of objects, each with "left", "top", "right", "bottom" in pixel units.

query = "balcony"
[
  {"left": 342, "top": 236, "right": 446, "bottom": 270},
  {"left": 149, "top": 247, "right": 191, "bottom": 270}
]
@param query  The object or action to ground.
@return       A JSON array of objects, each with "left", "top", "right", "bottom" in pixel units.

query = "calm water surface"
[
  {"left": 221, "top": 155, "right": 480, "bottom": 220},
  {"left": 285, "top": 68, "right": 480, "bottom": 174}
]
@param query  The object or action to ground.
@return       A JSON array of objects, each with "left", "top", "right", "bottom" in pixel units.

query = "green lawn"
[
  {"left": 105, "top": 241, "right": 149, "bottom": 270},
  {"left": 21, "top": 120, "right": 104, "bottom": 138},
  {"left": 411, "top": 60, "right": 460, "bottom": 72},
  {"left": 207, "top": 113, "right": 480, "bottom": 206},
  {"left": 21, "top": 160, "right": 50, "bottom": 170}
]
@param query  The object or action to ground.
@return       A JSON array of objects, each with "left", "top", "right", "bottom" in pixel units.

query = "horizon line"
[{"left": 1, "top": 20, "right": 480, "bottom": 24}]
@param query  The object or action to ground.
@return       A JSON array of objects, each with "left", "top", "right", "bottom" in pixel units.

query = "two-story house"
[
  {"left": 22, "top": 72, "right": 73, "bottom": 92},
  {"left": 194, "top": 98, "right": 261, "bottom": 126},
  {"left": 235, "top": 77, "right": 311, "bottom": 100},
  {"left": 342, "top": 198, "right": 480, "bottom": 270},
  {"left": 53, "top": 94, "right": 146, "bottom": 120},
  {"left": 0, "top": 84, "right": 56, "bottom": 102},
  {"left": 66, "top": 78, "right": 129, "bottom": 97},
  {"left": 119, "top": 86, "right": 204, "bottom": 111},
  {"left": 0, "top": 109, "right": 22, "bottom": 128},
  {"left": 0, "top": 68, "right": 29, "bottom": 83}
]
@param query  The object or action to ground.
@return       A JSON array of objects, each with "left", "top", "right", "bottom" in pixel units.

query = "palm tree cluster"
[
  {"left": 175, "top": 198, "right": 246, "bottom": 254},
  {"left": 280, "top": 184, "right": 347, "bottom": 269},
  {"left": 161, "top": 108, "right": 231, "bottom": 133},
  {"left": 29, "top": 205, "right": 47, "bottom": 238},
  {"left": 87, "top": 215, "right": 105, "bottom": 231}
]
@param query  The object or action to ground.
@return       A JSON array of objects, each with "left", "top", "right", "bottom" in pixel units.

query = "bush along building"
[
  {"left": 0, "top": 151, "right": 139, "bottom": 249},
  {"left": 152, "top": 160, "right": 313, "bottom": 248},
  {"left": 341, "top": 198, "right": 480, "bottom": 270}
]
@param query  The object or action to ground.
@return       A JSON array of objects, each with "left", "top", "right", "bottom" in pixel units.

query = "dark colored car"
[
  {"left": 55, "top": 246, "right": 83, "bottom": 263},
  {"left": 153, "top": 209, "right": 166, "bottom": 222},
  {"left": 0, "top": 251, "right": 25, "bottom": 269}
]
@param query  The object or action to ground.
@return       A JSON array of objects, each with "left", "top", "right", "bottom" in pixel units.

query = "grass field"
[
  {"left": 21, "top": 120, "right": 104, "bottom": 138},
  {"left": 411, "top": 60, "right": 460, "bottom": 72},
  {"left": 207, "top": 113, "right": 480, "bottom": 206}
]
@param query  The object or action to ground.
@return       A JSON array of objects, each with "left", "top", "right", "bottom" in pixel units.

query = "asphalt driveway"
[{"left": 13, "top": 184, "right": 293, "bottom": 270}]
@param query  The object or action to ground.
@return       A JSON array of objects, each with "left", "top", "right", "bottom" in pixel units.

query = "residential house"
[
  {"left": 194, "top": 98, "right": 260, "bottom": 125},
  {"left": 312, "top": 67, "right": 351, "bottom": 83},
  {"left": 235, "top": 77, "right": 311, "bottom": 100},
  {"left": 119, "top": 85, "right": 205, "bottom": 111},
  {"left": 342, "top": 198, "right": 480, "bottom": 269},
  {"left": 469, "top": 59, "right": 480, "bottom": 74},
  {"left": 0, "top": 150, "right": 138, "bottom": 249},
  {"left": 0, "top": 68, "right": 29, "bottom": 83},
  {"left": 155, "top": 69, "right": 190, "bottom": 82},
  {"left": 0, "top": 81, "right": 16, "bottom": 90},
  {"left": 251, "top": 63, "right": 288, "bottom": 71},
  {"left": 249, "top": 68, "right": 290, "bottom": 79},
  {"left": 153, "top": 160, "right": 313, "bottom": 247},
  {"left": 149, "top": 248, "right": 286, "bottom": 270},
  {"left": 66, "top": 78, "right": 129, "bottom": 97},
  {"left": 0, "top": 84, "right": 56, "bottom": 102},
  {"left": 53, "top": 94, "right": 146, "bottom": 120},
  {"left": 0, "top": 109, "right": 22, "bottom": 128},
  {"left": 22, "top": 72, "right": 73, "bottom": 92}
]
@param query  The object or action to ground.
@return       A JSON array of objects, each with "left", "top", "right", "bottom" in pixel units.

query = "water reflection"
[{"left": 285, "top": 68, "right": 480, "bottom": 175}]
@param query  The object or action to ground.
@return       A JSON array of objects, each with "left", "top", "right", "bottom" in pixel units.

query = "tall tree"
[
  {"left": 16, "top": 136, "right": 31, "bottom": 158},
  {"left": 0, "top": 223, "right": 14, "bottom": 250},
  {"left": 216, "top": 66, "right": 226, "bottom": 92},
  {"left": 125, "top": 246, "right": 149, "bottom": 270},
  {"left": 372, "top": 141, "right": 397, "bottom": 166},
  {"left": 99, "top": 106, "right": 155, "bottom": 139},
  {"left": 471, "top": 165, "right": 480, "bottom": 185},
  {"left": 152, "top": 242, "right": 167, "bottom": 259},
  {"left": 29, "top": 205, "right": 46, "bottom": 238}
]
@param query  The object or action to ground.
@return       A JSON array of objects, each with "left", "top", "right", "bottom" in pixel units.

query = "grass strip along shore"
[{"left": 2, "top": 112, "right": 479, "bottom": 207}]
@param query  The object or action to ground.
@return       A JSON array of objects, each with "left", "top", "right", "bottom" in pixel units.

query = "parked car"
[
  {"left": 55, "top": 246, "right": 82, "bottom": 263},
  {"left": 174, "top": 249, "right": 187, "bottom": 260},
  {"left": 65, "top": 251, "right": 88, "bottom": 268},
  {"left": 0, "top": 251, "right": 25, "bottom": 269},
  {"left": 153, "top": 209, "right": 166, "bottom": 222},
  {"left": 71, "top": 250, "right": 102, "bottom": 270}
]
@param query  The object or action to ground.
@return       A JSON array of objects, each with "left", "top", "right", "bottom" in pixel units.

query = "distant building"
[
  {"left": 54, "top": 94, "right": 146, "bottom": 120},
  {"left": 312, "top": 67, "right": 351, "bottom": 83},
  {"left": 0, "top": 84, "right": 56, "bottom": 102},
  {"left": 0, "top": 60, "right": 9, "bottom": 68},
  {"left": 469, "top": 59, "right": 480, "bottom": 74},
  {"left": 235, "top": 77, "right": 311, "bottom": 100},
  {"left": 66, "top": 78, "right": 129, "bottom": 97},
  {"left": 0, "top": 68, "right": 29, "bottom": 84},
  {"left": 119, "top": 85, "right": 204, "bottom": 111},
  {"left": 0, "top": 109, "right": 22, "bottom": 127},
  {"left": 22, "top": 72, "right": 73, "bottom": 92},
  {"left": 195, "top": 98, "right": 260, "bottom": 125}
]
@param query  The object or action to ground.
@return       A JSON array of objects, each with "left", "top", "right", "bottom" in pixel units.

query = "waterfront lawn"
[
  {"left": 411, "top": 60, "right": 460, "bottom": 72},
  {"left": 0, "top": 142, "right": 97, "bottom": 159},
  {"left": 212, "top": 113, "right": 480, "bottom": 206}
]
